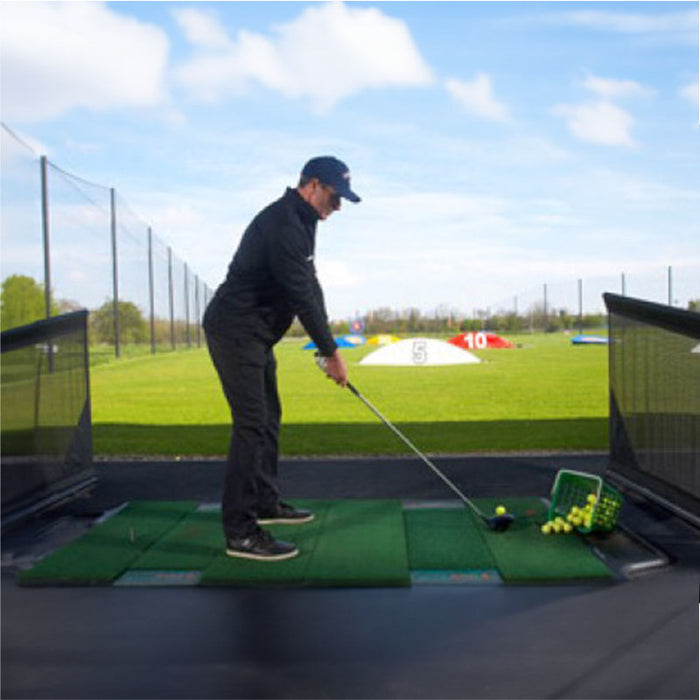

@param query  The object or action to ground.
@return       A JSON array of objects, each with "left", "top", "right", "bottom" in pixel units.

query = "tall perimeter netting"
[
  {"left": 1, "top": 310, "right": 95, "bottom": 525},
  {"left": 604, "top": 293, "right": 700, "bottom": 521}
]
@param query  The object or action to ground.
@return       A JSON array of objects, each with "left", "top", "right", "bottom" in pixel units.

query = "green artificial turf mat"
[
  {"left": 475, "top": 497, "right": 614, "bottom": 582},
  {"left": 18, "top": 501, "right": 198, "bottom": 586},
  {"left": 404, "top": 508, "right": 496, "bottom": 571},
  {"left": 200, "top": 499, "right": 410, "bottom": 587},
  {"left": 128, "top": 507, "right": 223, "bottom": 571},
  {"left": 308, "top": 499, "right": 410, "bottom": 586},
  {"left": 17, "top": 498, "right": 613, "bottom": 587},
  {"left": 200, "top": 500, "right": 333, "bottom": 586}
]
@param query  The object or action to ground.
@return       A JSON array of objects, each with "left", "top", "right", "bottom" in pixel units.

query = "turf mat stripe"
[
  {"left": 475, "top": 498, "right": 614, "bottom": 582},
  {"left": 129, "top": 508, "right": 223, "bottom": 571},
  {"left": 307, "top": 499, "right": 409, "bottom": 587},
  {"left": 200, "top": 500, "right": 332, "bottom": 586},
  {"left": 200, "top": 500, "right": 410, "bottom": 587},
  {"left": 18, "top": 501, "right": 198, "bottom": 586},
  {"left": 404, "top": 508, "right": 496, "bottom": 570}
]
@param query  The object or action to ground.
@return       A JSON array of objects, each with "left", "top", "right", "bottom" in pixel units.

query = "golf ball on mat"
[{"left": 495, "top": 505, "right": 507, "bottom": 516}]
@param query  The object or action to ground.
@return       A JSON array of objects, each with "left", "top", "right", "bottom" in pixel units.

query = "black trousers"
[{"left": 204, "top": 328, "right": 282, "bottom": 539}]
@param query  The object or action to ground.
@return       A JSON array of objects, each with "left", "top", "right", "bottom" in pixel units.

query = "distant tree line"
[
  {"left": 0, "top": 275, "right": 195, "bottom": 346},
  {"left": 2, "top": 274, "right": 699, "bottom": 343},
  {"left": 1, "top": 275, "right": 60, "bottom": 331},
  {"left": 325, "top": 305, "right": 610, "bottom": 336},
  {"left": 90, "top": 299, "right": 197, "bottom": 346}
]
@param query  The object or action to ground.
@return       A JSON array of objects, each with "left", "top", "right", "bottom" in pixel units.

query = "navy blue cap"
[{"left": 301, "top": 156, "right": 361, "bottom": 203}]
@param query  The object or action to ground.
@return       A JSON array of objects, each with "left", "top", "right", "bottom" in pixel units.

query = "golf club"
[{"left": 315, "top": 355, "right": 514, "bottom": 532}]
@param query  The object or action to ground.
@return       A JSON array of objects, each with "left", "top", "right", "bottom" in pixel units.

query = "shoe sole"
[
  {"left": 257, "top": 513, "right": 315, "bottom": 525},
  {"left": 225, "top": 547, "right": 299, "bottom": 562}
]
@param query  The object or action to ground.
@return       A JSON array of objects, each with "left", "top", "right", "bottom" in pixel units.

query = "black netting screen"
[
  {"left": 1, "top": 310, "right": 94, "bottom": 523},
  {"left": 604, "top": 293, "right": 700, "bottom": 519}
]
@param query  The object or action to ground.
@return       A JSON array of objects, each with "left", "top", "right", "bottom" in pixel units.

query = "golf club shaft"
[{"left": 346, "top": 381, "right": 488, "bottom": 522}]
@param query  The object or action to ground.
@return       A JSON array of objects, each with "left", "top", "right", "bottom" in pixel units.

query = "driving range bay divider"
[{"left": 1, "top": 123, "right": 214, "bottom": 358}]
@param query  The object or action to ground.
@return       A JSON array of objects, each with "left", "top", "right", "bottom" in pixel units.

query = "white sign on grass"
[{"left": 359, "top": 338, "right": 481, "bottom": 366}]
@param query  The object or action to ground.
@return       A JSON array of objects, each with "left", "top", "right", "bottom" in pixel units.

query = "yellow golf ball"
[
  {"left": 587, "top": 493, "right": 597, "bottom": 505},
  {"left": 541, "top": 523, "right": 552, "bottom": 535},
  {"left": 495, "top": 505, "right": 507, "bottom": 516}
]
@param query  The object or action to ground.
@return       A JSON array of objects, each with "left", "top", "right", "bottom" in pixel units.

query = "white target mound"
[{"left": 359, "top": 337, "right": 480, "bottom": 366}]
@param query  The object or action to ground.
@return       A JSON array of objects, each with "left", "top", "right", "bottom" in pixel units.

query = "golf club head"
[{"left": 487, "top": 513, "right": 515, "bottom": 532}]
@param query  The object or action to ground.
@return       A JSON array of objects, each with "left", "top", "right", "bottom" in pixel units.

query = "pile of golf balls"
[
  {"left": 540, "top": 516, "right": 574, "bottom": 535},
  {"left": 541, "top": 492, "right": 619, "bottom": 535}
]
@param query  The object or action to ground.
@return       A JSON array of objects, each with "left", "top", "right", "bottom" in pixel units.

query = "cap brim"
[{"left": 340, "top": 188, "right": 361, "bottom": 203}]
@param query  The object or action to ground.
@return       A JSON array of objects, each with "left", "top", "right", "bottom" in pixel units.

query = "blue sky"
[{"left": 1, "top": 1, "right": 698, "bottom": 319}]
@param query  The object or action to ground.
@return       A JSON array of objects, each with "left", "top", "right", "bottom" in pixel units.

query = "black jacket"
[{"left": 204, "top": 188, "right": 337, "bottom": 356}]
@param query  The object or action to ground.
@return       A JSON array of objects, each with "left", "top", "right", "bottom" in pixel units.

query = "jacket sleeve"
[{"left": 270, "top": 223, "right": 338, "bottom": 356}]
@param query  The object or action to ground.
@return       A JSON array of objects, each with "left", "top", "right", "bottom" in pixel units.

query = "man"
[{"left": 203, "top": 156, "right": 361, "bottom": 561}]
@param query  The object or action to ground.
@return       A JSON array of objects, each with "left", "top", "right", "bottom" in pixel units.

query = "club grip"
[
  {"left": 314, "top": 352, "right": 327, "bottom": 372},
  {"left": 315, "top": 352, "right": 354, "bottom": 392}
]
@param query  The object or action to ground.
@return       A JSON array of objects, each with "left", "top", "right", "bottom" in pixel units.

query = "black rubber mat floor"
[{"left": 2, "top": 454, "right": 699, "bottom": 699}]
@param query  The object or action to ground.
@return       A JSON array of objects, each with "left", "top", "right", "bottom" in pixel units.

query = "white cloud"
[
  {"left": 552, "top": 73, "right": 655, "bottom": 147},
  {"left": 680, "top": 81, "right": 699, "bottom": 105},
  {"left": 594, "top": 170, "right": 700, "bottom": 210},
  {"left": 583, "top": 75, "right": 654, "bottom": 99},
  {"left": 173, "top": 2, "right": 433, "bottom": 113},
  {"left": 0, "top": 2, "right": 169, "bottom": 122},
  {"left": 445, "top": 73, "right": 511, "bottom": 123},
  {"left": 316, "top": 259, "right": 358, "bottom": 289},
  {"left": 172, "top": 7, "right": 231, "bottom": 49},
  {"left": 553, "top": 101, "right": 636, "bottom": 147},
  {"left": 563, "top": 9, "right": 696, "bottom": 37}
]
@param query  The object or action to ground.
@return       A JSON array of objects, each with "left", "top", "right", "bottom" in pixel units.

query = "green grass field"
[{"left": 90, "top": 333, "right": 609, "bottom": 456}]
